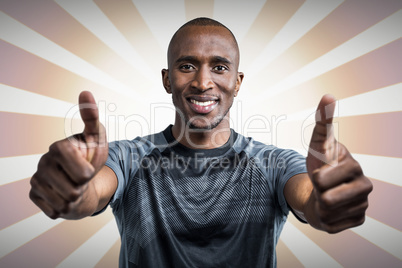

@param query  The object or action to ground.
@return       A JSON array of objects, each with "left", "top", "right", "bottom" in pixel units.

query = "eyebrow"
[{"left": 175, "top": 55, "right": 232, "bottom": 65}]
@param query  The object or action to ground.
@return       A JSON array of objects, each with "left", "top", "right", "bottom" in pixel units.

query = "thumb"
[
  {"left": 79, "top": 91, "right": 99, "bottom": 136},
  {"left": 307, "top": 94, "right": 337, "bottom": 176},
  {"left": 78, "top": 91, "right": 107, "bottom": 165}
]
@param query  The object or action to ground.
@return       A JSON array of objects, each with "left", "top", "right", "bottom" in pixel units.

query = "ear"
[
  {"left": 234, "top": 72, "right": 244, "bottom": 97},
  {"left": 162, "top": 69, "right": 172, "bottom": 94}
]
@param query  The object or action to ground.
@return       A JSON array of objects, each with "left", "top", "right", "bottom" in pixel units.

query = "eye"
[
  {"left": 213, "top": 65, "right": 228, "bottom": 72},
  {"left": 180, "top": 64, "right": 195, "bottom": 71}
]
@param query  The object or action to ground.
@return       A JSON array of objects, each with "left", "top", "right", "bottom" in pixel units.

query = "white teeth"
[{"left": 190, "top": 99, "right": 215, "bottom": 106}]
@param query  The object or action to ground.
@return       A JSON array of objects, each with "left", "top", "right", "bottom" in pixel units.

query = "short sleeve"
[
  {"left": 104, "top": 138, "right": 154, "bottom": 211},
  {"left": 265, "top": 149, "right": 307, "bottom": 217}
]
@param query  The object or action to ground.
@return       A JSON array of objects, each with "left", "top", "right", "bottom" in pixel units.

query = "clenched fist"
[
  {"left": 30, "top": 91, "right": 108, "bottom": 219},
  {"left": 306, "top": 95, "right": 373, "bottom": 233}
]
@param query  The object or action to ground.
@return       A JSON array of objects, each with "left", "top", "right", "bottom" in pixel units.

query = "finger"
[
  {"left": 321, "top": 214, "right": 366, "bottom": 234},
  {"left": 49, "top": 139, "right": 95, "bottom": 185},
  {"left": 30, "top": 190, "right": 60, "bottom": 219},
  {"left": 320, "top": 176, "right": 373, "bottom": 209},
  {"left": 36, "top": 153, "right": 81, "bottom": 201},
  {"left": 318, "top": 198, "right": 369, "bottom": 225},
  {"left": 45, "top": 164, "right": 85, "bottom": 202},
  {"left": 311, "top": 156, "right": 363, "bottom": 192},
  {"left": 30, "top": 177, "right": 66, "bottom": 217}
]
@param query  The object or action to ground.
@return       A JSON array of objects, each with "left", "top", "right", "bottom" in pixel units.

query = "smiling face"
[{"left": 162, "top": 25, "right": 244, "bottom": 131}]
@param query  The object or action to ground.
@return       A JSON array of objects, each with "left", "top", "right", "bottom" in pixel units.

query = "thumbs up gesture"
[
  {"left": 305, "top": 95, "right": 373, "bottom": 233},
  {"left": 30, "top": 91, "right": 108, "bottom": 219}
]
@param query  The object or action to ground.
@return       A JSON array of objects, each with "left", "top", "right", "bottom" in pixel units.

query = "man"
[{"left": 30, "top": 18, "right": 372, "bottom": 267}]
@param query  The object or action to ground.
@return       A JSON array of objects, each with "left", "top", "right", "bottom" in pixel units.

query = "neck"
[{"left": 171, "top": 118, "right": 231, "bottom": 150}]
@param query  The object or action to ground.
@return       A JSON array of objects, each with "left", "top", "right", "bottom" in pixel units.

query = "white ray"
[
  {"left": 0, "top": 212, "right": 63, "bottom": 259},
  {"left": 337, "top": 83, "right": 402, "bottom": 117},
  {"left": 352, "top": 216, "right": 402, "bottom": 260},
  {"left": 255, "top": 9, "right": 402, "bottom": 102},
  {"left": 247, "top": 0, "right": 344, "bottom": 79},
  {"left": 281, "top": 221, "right": 342, "bottom": 267},
  {"left": 132, "top": 0, "right": 186, "bottom": 50},
  {"left": 56, "top": 219, "right": 119, "bottom": 268},
  {"left": 0, "top": 11, "right": 141, "bottom": 100},
  {"left": 0, "top": 84, "right": 75, "bottom": 118},
  {"left": 55, "top": 0, "right": 158, "bottom": 82},
  {"left": 292, "top": 147, "right": 402, "bottom": 187},
  {"left": 213, "top": 0, "right": 266, "bottom": 42},
  {"left": 285, "top": 83, "right": 402, "bottom": 122},
  {"left": 0, "top": 154, "right": 42, "bottom": 186},
  {"left": 352, "top": 154, "right": 402, "bottom": 187}
]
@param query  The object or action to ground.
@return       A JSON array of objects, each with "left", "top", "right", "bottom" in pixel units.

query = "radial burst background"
[{"left": 1, "top": 0, "right": 401, "bottom": 267}]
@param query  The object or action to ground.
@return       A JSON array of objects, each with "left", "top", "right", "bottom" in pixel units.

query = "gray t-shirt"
[{"left": 104, "top": 125, "right": 307, "bottom": 267}]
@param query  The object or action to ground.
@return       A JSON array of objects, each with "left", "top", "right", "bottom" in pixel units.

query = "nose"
[{"left": 191, "top": 67, "right": 213, "bottom": 91}]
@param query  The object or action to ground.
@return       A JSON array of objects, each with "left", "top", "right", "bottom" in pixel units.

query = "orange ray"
[
  {"left": 0, "top": 178, "right": 39, "bottom": 230},
  {"left": 367, "top": 178, "right": 402, "bottom": 231},
  {"left": 252, "top": 0, "right": 402, "bottom": 87},
  {"left": 94, "top": 0, "right": 165, "bottom": 73},
  {"left": 274, "top": 112, "right": 402, "bottom": 158},
  {"left": 0, "top": 112, "right": 79, "bottom": 158},
  {"left": 337, "top": 112, "right": 402, "bottom": 158},
  {"left": 184, "top": 0, "right": 214, "bottom": 21},
  {"left": 276, "top": 239, "right": 304, "bottom": 268},
  {"left": 0, "top": 0, "right": 151, "bottom": 89},
  {"left": 251, "top": 38, "right": 402, "bottom": 116},
  {"left": 240, "top": 0, "right": 305, "bottom": 69},
  {"left": 0, "top": 211, "right": 112, "bottom": 267},
  {"left": 94, "top": 239, "right": 120, "bottom": 268},
  {"left": 289, "top": 216, "right": 402, "bottom": 267},
  {"left": 0, "top": 40, "right": 142, "bottom": 110}
]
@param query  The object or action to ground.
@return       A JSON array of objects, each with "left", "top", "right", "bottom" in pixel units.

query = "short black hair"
[
  {"left": 168, "top": 17, "right": 240, "bottom": 66},
  {"left": 171, "top": 17, "right": 238, "bottom": 47}
]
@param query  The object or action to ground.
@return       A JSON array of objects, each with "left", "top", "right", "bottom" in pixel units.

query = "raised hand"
[
  {"left": 30, "top": 91, "right": 108, "bottom": 219},
  {"left": 306, "top": 95, "right": 373, "bottom": 233}
]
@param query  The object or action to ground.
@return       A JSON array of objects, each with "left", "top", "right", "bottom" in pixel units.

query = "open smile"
[{"left": 186, "top": 97, "right": 219, "bottom": 114}]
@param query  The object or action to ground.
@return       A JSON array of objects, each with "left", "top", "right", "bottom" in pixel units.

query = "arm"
[
  {"left": 284, "top": 95, "right": 372, "bottom": 233},
  {"left": 30, "top": 91, "right": 117, "bottom": 220}
]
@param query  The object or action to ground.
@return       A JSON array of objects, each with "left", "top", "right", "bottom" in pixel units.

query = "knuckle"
[
  {"left": 318, "top": 208, "right": 332, "bottom": 224},
  {"left": 363, "top": 178, "right": 373, "bottom": 194},
  {"left": 49, "top": 141, "right": 62, "bottom": 154},
  {"left": 76, "top": 170, "right": 94, "bottom": 184},
  {"left": 327, "top": 227, "right": 340, "bottom": 234},
  {"left": 312, "top": 170, "right": 326, "bottom": 191},
  {"left": 37, "top": 154, "right": 51, "bottom": 170},
  {"left": 67, "top": 187, "right": 82, "bottom": 202},
  {"left": 47, "top": 210, "right": 60, "bottom": 220},
  {"left": 323, "top": 223, "right": 344, "bottom": 234},
  {"left": 351, "top": 160, "right": 362, "bottom": 172},
  {"left": 360, "top": 200, "right": 369, "bottom": 211},
  {"left": 29, "top": 189, "right": 38, "bottom": 202},
  {"left": 320, "top": 193, "right": 336, "bottom": 208},
  {"left": 60, "top": 200, "right": 71, "bottom": 214},
  {"left": 358, "top": 215, "right": 366, "bottom": 226},
  {"left": 30, "top": 176, "right": 38, "bottom": 188}
]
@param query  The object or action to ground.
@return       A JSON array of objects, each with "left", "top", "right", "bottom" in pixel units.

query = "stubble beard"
[
  {"left": 173, "top": 95, "right": 233, "bottom": 130},
  {"left": 188, "top": 103, "right": 232, "bottom": 130}
]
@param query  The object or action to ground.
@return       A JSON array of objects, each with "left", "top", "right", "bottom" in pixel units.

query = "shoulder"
[
  {"left": 233, "top": 132, "right": 280, "bottom": 158},
  {"left": 233, "top": 132, "right": 305, "bottom": 169},
  {"left": 108, "top": 130, "right": 169, "bottom": 159}
]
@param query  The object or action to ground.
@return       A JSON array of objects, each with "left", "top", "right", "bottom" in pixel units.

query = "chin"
[{"left": 188, "top": 116, "right": 224, "bottom": 130}]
